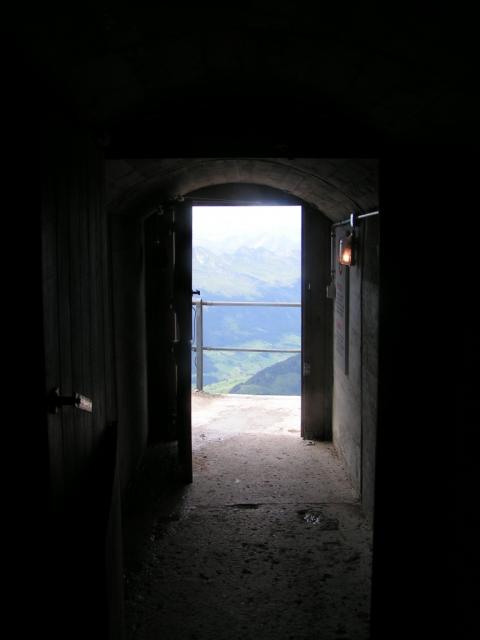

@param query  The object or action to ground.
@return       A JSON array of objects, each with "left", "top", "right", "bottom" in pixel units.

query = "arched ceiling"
[{"left": 106, "top": 157, "right": 378, "bottom": 222}]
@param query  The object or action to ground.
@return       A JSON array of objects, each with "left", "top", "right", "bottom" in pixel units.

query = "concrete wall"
[
  {"left": 332, "top": 217, "right": 379, "bottom": 519},
  {"left": 361, "top": 219, "right": 379, "bottom": 520},
  {"left": 111, "top": 215, "right": 149, "bottom": 492}
]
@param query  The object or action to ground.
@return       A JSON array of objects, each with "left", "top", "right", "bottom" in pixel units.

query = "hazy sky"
[{"left": 193, "top": 206, "right": 301, "bottom": 253}]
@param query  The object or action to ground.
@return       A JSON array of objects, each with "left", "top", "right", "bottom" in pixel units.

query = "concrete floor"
[{"left": 124, "top": 393, "right": 373, "bottom": 640}]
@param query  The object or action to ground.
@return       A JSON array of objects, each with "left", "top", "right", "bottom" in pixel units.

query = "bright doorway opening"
[{"left": 191, "top": 205, "right": 302, "bottom": 436}]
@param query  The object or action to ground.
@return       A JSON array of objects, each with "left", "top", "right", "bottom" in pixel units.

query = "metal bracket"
[{"left": 47, "top": 388, "right": 93, "bottom": 414}]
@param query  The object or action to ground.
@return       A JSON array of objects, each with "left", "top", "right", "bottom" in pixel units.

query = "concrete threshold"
[{"left": 192, "top": 391, "right": 302, "bottom": 441}]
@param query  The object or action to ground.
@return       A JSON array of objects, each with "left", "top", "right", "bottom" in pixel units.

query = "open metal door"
[
  {"left": 301, "top": 205, "right": 333, "bottom": 440},
  {"left": 172, "top": 199, "right": 193, "bottom": 482}
]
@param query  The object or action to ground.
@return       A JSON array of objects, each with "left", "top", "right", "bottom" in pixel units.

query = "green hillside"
[
  {"left": 199, "top": 349, "right": 295, "bottom": 394},
  {"left": 229, "top": 354, "right": 301, "bottom": 396}
]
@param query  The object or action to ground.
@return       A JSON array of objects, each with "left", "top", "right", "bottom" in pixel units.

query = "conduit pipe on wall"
[{"left": 331, "top": 210, "right": 379, "bottom": 228}]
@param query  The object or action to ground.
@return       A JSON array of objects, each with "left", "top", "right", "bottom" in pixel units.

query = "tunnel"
[{"left": 6, "top": 6, "right": 468, "bottom": 640}]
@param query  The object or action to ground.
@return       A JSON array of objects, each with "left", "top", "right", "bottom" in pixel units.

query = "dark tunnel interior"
[{"left": 3, "top": 6, "right": 472, "bottom": 639}]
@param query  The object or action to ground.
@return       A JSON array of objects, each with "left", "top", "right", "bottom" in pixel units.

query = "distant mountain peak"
[{"left": 193, "top": 244, "right": 301, "bottom": 300}]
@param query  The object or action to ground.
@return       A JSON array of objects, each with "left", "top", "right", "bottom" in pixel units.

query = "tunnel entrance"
[{"left": 143, "top": 186, "right": 334, "bottom": 482}]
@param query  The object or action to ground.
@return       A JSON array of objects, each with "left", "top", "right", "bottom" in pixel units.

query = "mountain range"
[{"left": 193, "top": 245, "right": 300, "bottom": 300}]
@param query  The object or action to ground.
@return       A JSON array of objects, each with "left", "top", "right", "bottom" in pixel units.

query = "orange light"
[
  {"left": 341, "top": 247, "right": 352, "bottom": 264},
  {"left": 338, "top": 232, "right": 355, "bottom": 266}
]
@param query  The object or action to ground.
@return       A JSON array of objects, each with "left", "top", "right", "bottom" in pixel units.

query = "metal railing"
[{"left": 192, "top": 298, "right": 301, "bottom": 391}]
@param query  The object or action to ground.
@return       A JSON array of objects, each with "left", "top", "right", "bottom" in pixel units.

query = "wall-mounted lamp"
[
  {"left": 338, "top": 231, "right": 355, "bottom": 266},
  {"left": 338, "top": 213, "right": 358, "bottom": 267}
]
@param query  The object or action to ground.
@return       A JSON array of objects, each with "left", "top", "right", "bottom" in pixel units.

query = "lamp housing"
[{"left": 338, "top": 231, "right": 355, "bottom": 266}]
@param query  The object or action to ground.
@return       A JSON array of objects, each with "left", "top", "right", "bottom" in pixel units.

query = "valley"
[{"left": 191, "top": 244, "right": 301, "bottom": 395}]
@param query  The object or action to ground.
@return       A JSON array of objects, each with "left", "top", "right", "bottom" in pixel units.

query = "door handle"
[{"left": 47, "top": 387, "right": 93, "bottom": 414}]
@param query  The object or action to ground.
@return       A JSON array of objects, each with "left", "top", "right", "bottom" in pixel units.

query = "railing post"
[{"left": 195, "top": 298, "right": 203, "bottom": 390}]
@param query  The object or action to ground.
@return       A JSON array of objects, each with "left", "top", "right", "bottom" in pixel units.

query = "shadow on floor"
[{"left": 122, "top": 442, "right": 189, "bottom": 575}]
